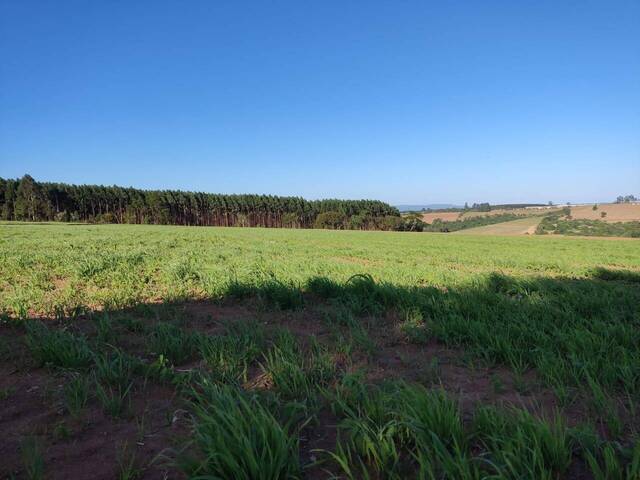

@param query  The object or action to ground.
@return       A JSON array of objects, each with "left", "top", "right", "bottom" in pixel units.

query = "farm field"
[
  {"left": 453, "top": 216, "right": 543, "bottom": 236},
  {"left": 1, "top": 223, "right": 640, "bottom": 479},
  {"left": 462, "top": 207, "right": 560, "bottom": 219},
  {"left": 420, "top": 212, "right": 462, "bottom": 223},
  {"left": 420, "top": 208, "right": 561, "bottom": 224},
  {"left": 570, "top": 203, "right": 640, "bottom": 222}
]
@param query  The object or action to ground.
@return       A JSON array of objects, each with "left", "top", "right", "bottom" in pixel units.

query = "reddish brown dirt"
[{"left": 0, "top": 362, "right": 185, "bottom": 480}]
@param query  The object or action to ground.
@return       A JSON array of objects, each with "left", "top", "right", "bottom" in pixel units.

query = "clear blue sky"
[{"left": 1, "top": 1, "right": 638, "bottom": 205}]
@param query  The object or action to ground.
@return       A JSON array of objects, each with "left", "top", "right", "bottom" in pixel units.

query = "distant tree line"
[
  {"left": 417, "top": 202, "right": 548, "bottom": 215},
  {"left": 465, "top": 202, "right": 492, "bottom": 212},
  {"left": 615, "top": 195, "right": 637, "bottom": 204},
  {"left": 0, "top": 175, "right": 402, "bottom": 230}
]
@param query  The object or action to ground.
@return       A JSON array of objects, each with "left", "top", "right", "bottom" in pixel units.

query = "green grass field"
[
  {"left": 3, "top": 223, "right": 639, "bottom": 317},
  {"left": 1, "top": 223, "right": 640, "bottom": 479}
]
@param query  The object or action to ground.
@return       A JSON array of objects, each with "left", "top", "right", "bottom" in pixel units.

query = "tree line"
[
  {"left": 0, "top": 175, "right": 402, "bottom": 230},
  {"left": 615, "top": 195, "right": 637, "bottom": 204}
]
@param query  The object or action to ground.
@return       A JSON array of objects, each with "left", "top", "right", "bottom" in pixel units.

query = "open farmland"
[
  {"left": 420, "top": 212, "right": 462, "bottom": 223},
  {"left": 461, "top": 207, "right": 561, "bottom": 219},
  {"left": 1, "top": 223, "right": 640, "bottom": 479},
  {"left": 570, "top": 203, "right": 640, "bottom": 222},
  {"left": 420, "top": 208, "right": 561, "bottom": 225},
  {"left": 454, "top": 216, "right": 543, "bottom": 235}
]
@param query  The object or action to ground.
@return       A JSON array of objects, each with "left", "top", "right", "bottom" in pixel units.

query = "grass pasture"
[{"left": 1, "top": 223, "right": 640, "bottom": 479}]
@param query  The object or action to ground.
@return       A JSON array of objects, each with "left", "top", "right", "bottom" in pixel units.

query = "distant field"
[
  {"left": 1, "top": 223, "right": 640, "bottom": 479},
  {"left": 454, "top": 216, "right": 543, "bottom": 235},
  {"left": 421, "top": 207, "right": 560, "bottom": 224},
  {"left": 571, "top": 203, "right": 640, "bottom": 222},
  {"left": 462, "top": 207, "right": 559, "bottom": 218},
  {"left": 420, "top": 211, "right": 462, "bottom": 223}
]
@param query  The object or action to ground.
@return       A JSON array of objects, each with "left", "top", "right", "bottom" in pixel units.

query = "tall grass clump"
[
  {"left": 472, "top": 406, "right": 572, "bottom": 479},
  {"left": 396, "top": 385, "right": 480, "bottom": 479},
  {"left": 326, "top": 375, "right": 406, "bottom": 479},
  {"left": 262, "top": 331, "right": 335, "bottom": 405},
  {"left": 178, "top": 382, "right": 301, "bottom": 479},
  {"left": 24, "top": 321, "right": 93, "bottom": 369},
  {"left": 93, "top": 334, "right": 137, "bottom": 418},
  {"left": 94, "top": 314, "right": 118, "bottom": 344},
  {"left": 148, "top": 322, "right": 196, "bottom": 365},
  {"left": 198, "top": 320, "right": 265, "bottom": 384},
  {"left": 585, "top": 441, "right": 640, "bottom": 480},
  {"left": 94, "top": 348, "right": 136, "bottom": 390},
  {"left": 95, "top": 380, "right": 133, "bottom": 418},
  {"left": 21, "top": 436, "right": 45, "bottom": 480},
  {"left": 258, "top": 279, "right": 304, "bottom": 310},
  {"left": 62, "top": 374, "right": 90, "bottom": 416}
]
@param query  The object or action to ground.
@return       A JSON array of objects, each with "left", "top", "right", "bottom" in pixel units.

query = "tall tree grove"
[{"left": 0, "top": 175, "right": 402, "bottom": 230}]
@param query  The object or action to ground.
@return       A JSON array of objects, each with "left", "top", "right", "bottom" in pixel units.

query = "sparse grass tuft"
[
  {"left": 94, "top": 314, "right": 118, "bottom": 344},
  {"left": 262, "top": 331, "right": 335, "bottom": 406},
  {"left": 21, "top": 436, "right": 45, "bottom": 480},
  {"left": 62, "top": 374, "right": 90, "bottom": 416},
  {"left": 25, "top": 322, "right": 93, "bottom": 369},
  {"left": 95, "top": 379, "right": 133, "bottom": 418},
  {"left": 116, "top": 441, "right": 142, "bottom": 480},
  {"left": 197, "top": 320, "right": 265, "bottom": 384},
  {"left": 148, "top": 322, "right": 196, "bottom": 365},
  {"left": 94, "top": 348, "right": 137, "bottom": 390}
]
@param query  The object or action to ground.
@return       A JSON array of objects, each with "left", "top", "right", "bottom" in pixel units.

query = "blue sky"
[{"left": 1, "top": 1, "right": 638, "bottom": 205}]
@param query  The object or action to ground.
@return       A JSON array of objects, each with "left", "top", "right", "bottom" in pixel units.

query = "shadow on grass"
[{"left": 7, "top": 267, "right": 640, "bottom": 395}]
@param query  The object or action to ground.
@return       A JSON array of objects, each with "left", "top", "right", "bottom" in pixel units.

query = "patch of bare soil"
[{"left": 0, "top": 362, "right": 185, "bottom": 480}]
